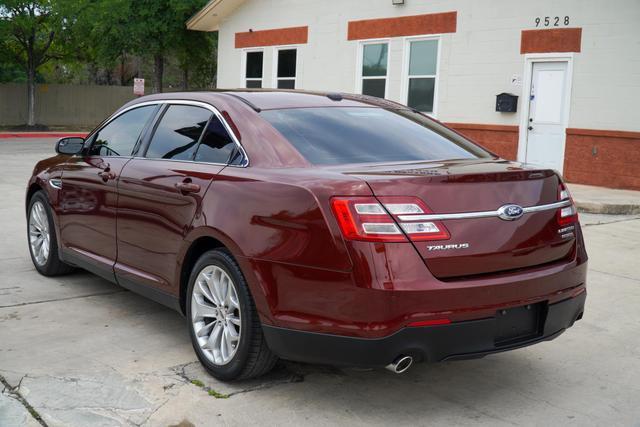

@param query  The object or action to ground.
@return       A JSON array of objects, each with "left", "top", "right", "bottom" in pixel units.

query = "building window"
[
  {"left": 245, "top": 50, "right": 263, "bottom": 88},
  {"left": 276, "top": 48, "right": 297, "bottom": 89},
  {"left": 404, "top": 38, "right": 438, "bottom": 113},
  {"left": 360, "top": 42, "right": 388, "bottom": 98}
]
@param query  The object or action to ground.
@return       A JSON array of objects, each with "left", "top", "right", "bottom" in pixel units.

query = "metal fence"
[{"left": 0, "top": 84, "right": 137, "bottom": 128}]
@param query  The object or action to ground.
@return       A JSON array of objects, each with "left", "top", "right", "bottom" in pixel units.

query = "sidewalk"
[{"left": 568, "top": 183, "right": 640, "bottom": 215}]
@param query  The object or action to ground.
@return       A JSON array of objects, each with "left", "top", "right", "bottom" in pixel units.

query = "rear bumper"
[{"left": 263, "top": 291, "right": 586, "bottom": 367}]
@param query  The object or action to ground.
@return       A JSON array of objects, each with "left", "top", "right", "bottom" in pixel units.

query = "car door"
[
  {"left": 114, "top": 102, "right": 239, "bottom": 299},
  {"left": 59, "top": 104, "right": 159, "bottom": 280}
]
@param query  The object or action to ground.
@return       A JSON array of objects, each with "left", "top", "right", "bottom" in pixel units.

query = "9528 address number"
[{"left": 535, "top": 16, "right": 570, "bottom": 27}]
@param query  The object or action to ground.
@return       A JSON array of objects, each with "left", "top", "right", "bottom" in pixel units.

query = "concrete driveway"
[{"left": 1, "top": 138, "right": 639, "bottom": 426}]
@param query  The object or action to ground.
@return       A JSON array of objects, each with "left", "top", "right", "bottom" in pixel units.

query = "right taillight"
[
  {"left": 557, "top": 183, "right": 578, "bottom": 226},
  {"left": 330, "top": 196, "right": 450, "bottom": 242}
]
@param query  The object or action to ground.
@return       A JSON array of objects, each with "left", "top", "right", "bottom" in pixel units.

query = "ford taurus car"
[{"left": 26, "top": 90, "right": 587, "bottom": 380}]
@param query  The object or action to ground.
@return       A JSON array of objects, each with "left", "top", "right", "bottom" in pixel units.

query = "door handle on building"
[{"left": 528, "top": 126, "right": 534, "bottom": 131}]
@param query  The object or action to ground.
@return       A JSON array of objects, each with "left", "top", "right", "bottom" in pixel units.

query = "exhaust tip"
[{"left": 385, "top": 355, "right": 413, "bottom": 374}]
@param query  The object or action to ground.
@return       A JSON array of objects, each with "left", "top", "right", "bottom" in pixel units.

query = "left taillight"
[
  {"left": 557, "top": 183, "right": 578, "bottom": 226},
  {"left": 330, "top": 196, "right": 450, "bottom": 242}
]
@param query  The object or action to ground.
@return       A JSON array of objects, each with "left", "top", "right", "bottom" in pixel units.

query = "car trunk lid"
[{"left": 339, "top": 159, "right": 577, "bottom": 279}]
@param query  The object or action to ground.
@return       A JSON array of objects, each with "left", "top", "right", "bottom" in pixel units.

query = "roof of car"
[{"left": 126, "top": 89, "right": 409, "bottom": 112}]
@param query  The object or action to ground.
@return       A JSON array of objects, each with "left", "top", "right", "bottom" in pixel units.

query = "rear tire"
[
  {"left": 27, "top": 191, "right": 74, "bottom": 276},
  {"left": 186, "top": 248, "right": 278, "bottom": 381}
]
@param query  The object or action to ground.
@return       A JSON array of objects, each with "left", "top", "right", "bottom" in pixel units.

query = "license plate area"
[{"left": 495, "top": 302, "right": 546, "bottom": 346}]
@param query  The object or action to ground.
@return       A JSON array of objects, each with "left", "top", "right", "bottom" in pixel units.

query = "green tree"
[
  {"left": 0, "top": 0, "right": 63, "bottom": 126},
  {"left": 174, "top": 22, "right": 217, "bottom": 89},
  {"left": 129, "top": 0, "right": 212, "bottom": 93},
  {"left": 0, "top": 18, "right": 25, "bottom": 82},
  {"left": 74, "top": 0, "right": 136, "bottom": 85}
]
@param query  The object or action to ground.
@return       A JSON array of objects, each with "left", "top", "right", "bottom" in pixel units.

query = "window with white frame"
[
  {"left": 244, "top": 50, "right": 263, "bottom": 88},
  {"left": 360, "top": 42, "right": 388, "bottom": 98},
  {"left": 405, "top": 38, "right": 438, "bottom": 113},
  {"left": 276, "top": 48, "right": 297, "bottom": 89}
]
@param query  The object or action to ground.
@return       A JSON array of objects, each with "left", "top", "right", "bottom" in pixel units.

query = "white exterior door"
[{"left": 525, "top": 61, "right": 569, "bottom": 172}]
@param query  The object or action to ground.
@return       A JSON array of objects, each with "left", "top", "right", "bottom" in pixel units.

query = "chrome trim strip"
[
  {"left": 49, "top": 178, "right": 62, "bottom": 190},
  {"left": 397, "top": 200, "right": 572, "bottom": 221},
  {"left": 521, "top": 200, "right": 571, "bottom": 214},
  {"left": 82, "top": 99, "right": 250, "bottom": 168}
]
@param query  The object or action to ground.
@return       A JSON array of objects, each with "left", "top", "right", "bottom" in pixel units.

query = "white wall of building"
[{"left": 216, "top": 0, "right": 640, "bottom": 132}]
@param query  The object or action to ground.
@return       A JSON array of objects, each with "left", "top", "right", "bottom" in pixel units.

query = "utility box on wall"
[{"left": 496, "top": 93, "right": 518, "bottom": 113}]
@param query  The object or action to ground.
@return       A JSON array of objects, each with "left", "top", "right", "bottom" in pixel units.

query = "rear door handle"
[{"left": 175, "top": 181, "right": 201, "bottom": 194}]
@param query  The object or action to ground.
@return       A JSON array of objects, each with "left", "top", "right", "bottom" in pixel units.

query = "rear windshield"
[{"left": 260, "top": 107, "right": 491, "bottom": 165}]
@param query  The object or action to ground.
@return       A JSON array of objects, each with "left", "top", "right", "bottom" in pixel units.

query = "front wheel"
[
  {"left": 186, "top": 249, "right": 277, "bottom": 381},
  {"left": 27, "top": 191, "right": 74, "bottom": 276}
]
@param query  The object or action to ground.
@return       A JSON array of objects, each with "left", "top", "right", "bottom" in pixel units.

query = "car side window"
[
  {"left": 145, "top": 105, "right": 212, "bottom": 160},
  {"left": 194, "top": 115, "right": 238, "bottom": 164},
  {"left": 88, "top": 105, "right": 156, "bottom": 157}
]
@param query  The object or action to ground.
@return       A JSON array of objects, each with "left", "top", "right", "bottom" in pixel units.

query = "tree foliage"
[
  {"left": 0, "top": 0, "right": 66, "bottom": 124},
  {"left": 0, "top": 0, "right": 217, "bottom": 90},
  {"left": 0, "top": 0, "right": 64, "bottom": 73}
]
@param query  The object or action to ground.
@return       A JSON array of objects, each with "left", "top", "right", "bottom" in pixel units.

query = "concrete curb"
[
  {"left": 575, "top": 201, "right": 640, "bottom": 215},
  {"left": 568, "top": 183, "right": 640, "bottom": 215}
]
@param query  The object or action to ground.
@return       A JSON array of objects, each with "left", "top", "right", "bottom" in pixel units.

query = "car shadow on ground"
[
  {"left": 3, "top": 262, "right": 584, "bottom": 425},
  {"left": 8, "top": 263, "right": 560, "bottom": 425}
]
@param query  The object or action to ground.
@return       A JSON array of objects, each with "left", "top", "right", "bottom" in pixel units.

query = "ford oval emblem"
[{"left": 497, "top": 204, "right": 524, "bottom": 221}]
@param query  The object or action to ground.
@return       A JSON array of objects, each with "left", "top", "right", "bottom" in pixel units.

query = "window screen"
[
  {"left": 406, "top": 39, "right": 438, "bottom": 113},
  {"left": 361, "top": 43, "right": 387, "bottom": 99},
  {"left": 145, "top": 105, "right": 211, "bottom": 160},
  {"left": 276, "top": 49, "right": 296, "bottom": 89},
  {"left": 245, "top": 51, "right": 263, "bottom": 88},
  {"left": 89, "top": 105, "right": 156, "bottom": 157},
  {"left": 261, "top": 107, "right": 490, "bottom": 166}
]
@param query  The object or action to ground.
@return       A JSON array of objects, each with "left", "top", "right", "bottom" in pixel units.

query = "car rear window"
[{"left": 260, "top": 107, "right": 491, "bottom": 165}]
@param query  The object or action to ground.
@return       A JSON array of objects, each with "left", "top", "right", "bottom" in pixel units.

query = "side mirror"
[{"left": 55, "top": 137, "right": 85, "bottom": 155}]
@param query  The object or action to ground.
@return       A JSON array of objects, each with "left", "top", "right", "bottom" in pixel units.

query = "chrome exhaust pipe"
[{"left": 385, "top": 355, "right": 413, "bottom": 374}]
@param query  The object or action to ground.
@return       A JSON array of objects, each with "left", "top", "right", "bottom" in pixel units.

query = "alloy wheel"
[
  {"left": 191, "top": 265, "right": 242, "bottom": 365},
  {"left": 29, "top": 201, "right": 50, "bottom": 266}
]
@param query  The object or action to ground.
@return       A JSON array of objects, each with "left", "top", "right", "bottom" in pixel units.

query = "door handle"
[
  {"left": 528, "top": 126, "right": 534, "bottom": 131},
  {"left": 175, "top": 181, "right": 201, "bottom": 194},
  {"left": 98, "top": 169, "right": 116, "bottom": 181}
]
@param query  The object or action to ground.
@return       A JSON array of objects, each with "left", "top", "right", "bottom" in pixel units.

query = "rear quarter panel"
[{"left": 188, "top": 166, "right": 371, "bottom": 323}]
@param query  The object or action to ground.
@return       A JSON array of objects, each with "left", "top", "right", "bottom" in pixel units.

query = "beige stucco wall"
[{"left": 215, "top": 0, "right": 640, "bottom": 132}]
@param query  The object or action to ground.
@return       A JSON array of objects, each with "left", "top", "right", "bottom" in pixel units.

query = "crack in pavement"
[
  {"left": 135, "top": 398, "right": 171, "bottom": 427},
  {"left": 3, "top": 371, "right": 160, "bottom": 426},
  {"left": 0, "top": 289, "right": 127, "bottom": 308},
  {"left": 590, "top": 269, "right": 640, "bottom": 283},
  {"left": 0, "top": 374, "right": 48, "bottom": 427},
  {"left": 173, "top": 361, "right": 306, "bottom": 399}
]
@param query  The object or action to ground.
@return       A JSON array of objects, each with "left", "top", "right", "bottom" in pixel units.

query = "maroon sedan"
[{"left": 26, "top": 91, "right": 586, "bottom": 380}]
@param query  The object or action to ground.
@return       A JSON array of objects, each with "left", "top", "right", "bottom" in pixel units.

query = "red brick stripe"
[
  {"left": 445, "top": 123, "right": 518, "bottom": 160},
  {"left": 235, "top": 26, "right": 308, "bottom": 48},
  {"left": 566, "top": 128, "right": 640, "bottom": 140},
  {"left": 520, "top": 28, "right": 582, "bottom": 54},
  {"left": 564, "top": 127, "right": 640, "bottom": 190},
  {"left": 347, "top": 11, "right": 457, "bottom": 40}
]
